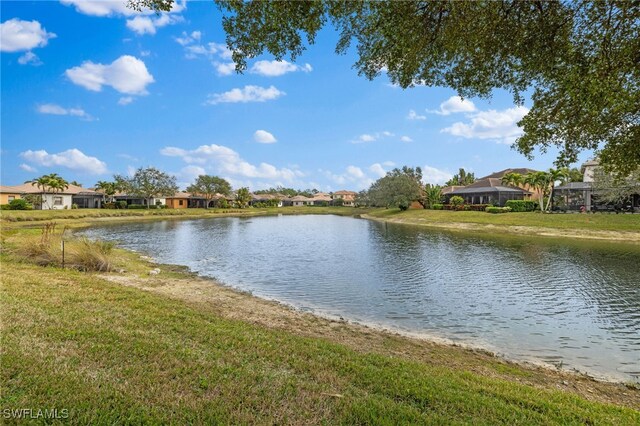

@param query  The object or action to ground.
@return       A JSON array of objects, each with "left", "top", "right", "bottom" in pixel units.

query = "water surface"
[{"left": 81, "top": 215, "right": 640, "bottom": 382}]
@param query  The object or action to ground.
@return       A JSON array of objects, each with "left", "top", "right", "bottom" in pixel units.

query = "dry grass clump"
[
  {"left": 12, "top": 222, "right": 114, "bottom": 271},
  {"left": 70, "top": 237, "right": 114, "bottom": 272}
]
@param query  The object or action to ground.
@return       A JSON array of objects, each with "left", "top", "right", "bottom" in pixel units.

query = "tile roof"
[
  {"left": 0, "top": 183, "right": 96, "bottom": 195},
  {"left": 479, "top": 168, "right": 539, "bottom": 179}
]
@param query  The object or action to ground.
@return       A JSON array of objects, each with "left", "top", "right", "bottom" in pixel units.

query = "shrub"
[
  {"left": 127, "top": 204, "right": 147, "bottom": 209},
  {"left": 485, "top": 206, "right": 512, "bottom": 214},
  {"left": 505, "top": 200, "right": 539, "bottom": 212},
  {"left": 71, "top": 203, "right": 79, "bottom": 209},
  {"left": 7, "top": 199, "right": 32, "bottom": 210},
  {"left": 116, "top": 201, "right": 128, "bottom": 209},
  {"left": 431, "top": 203, "right": 444, "bottom": 210},
  {"left": 449, "top": 196, "right": 464, "bottom": 207},
  {"left": 398, "top": 200, "right": 410, "bottom": 211},
  {"left": 0, "top": 204, "right": 10, "bottom": 210},
  {"left": 467, "top": 204, "right": 490, "bottom": 211},
  {"left": 103, "top": 202, "right": 116, "bottom": 209}
]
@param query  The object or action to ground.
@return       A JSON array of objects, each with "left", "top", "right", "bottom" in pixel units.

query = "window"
[
  {"left": 53, "top": 196, "right": 63, "bottom": 206},
  {"left": 179, "top": 200, "right": 184, "bottom": 206},
  {"left": 8, "top": 196, "right": 15, "bottom": 202}
]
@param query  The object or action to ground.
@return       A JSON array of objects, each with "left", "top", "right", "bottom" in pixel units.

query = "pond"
[{"left": 80, "top": 214, "right": 640, "bottom": 382}]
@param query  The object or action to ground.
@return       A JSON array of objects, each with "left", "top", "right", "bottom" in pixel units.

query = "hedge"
[{"left": 505, "top": 200, "right": 538, "bottom": 212}]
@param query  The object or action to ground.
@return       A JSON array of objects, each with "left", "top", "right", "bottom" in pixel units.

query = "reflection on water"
[{"left": 80, "top": 215, "right": 640, "bottom": 382}]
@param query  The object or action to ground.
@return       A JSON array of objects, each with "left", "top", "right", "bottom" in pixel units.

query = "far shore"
[{"left": 2, "top": 206, "right": 639, "bottom": 243}]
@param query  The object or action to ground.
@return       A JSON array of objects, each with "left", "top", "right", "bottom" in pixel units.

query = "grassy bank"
[
  {"left": 0, "top": 207, "right": 363, "bottom": 230},
  {"left": 366, "top": 208, "right": 640, "bottom": 242},
  {"left": 1, "top": 222, "right": 639, "bottom": 423}
]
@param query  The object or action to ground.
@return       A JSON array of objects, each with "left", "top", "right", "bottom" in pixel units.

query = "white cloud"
[
  {"left": 65, "top": 55, "right": 154, "bottom": 95},
  {"left": 441, "top": 106, "right": 529, "bottom": 144},
  {"left": 139, "top": 50, "right": 151, "bottom": 57},
  {"left": 36, "top": 103, "right": 94, "bottom": 120},
  {"left": 422, "top": 166, "right": 453, "bottom": 185},
  {"left": 214, "top": 62, "right": 236, "bottom": 76},
  {"left": 61, "top": 0, "right": 138, "bottom": 17},
  {"left": 180, "top": 39, "right": 232, "bottom": 60},
  {"left": 18, "top": 51, "right": 42, "bottom": 66},
  {"left": 400, "top": 136, "right": 413, "bottom": 143},
  {"left": 0, "top": 18, "right": 56, "bottom": 52},
  {"left": 205, "top": 85, "right": 285, "bottom": 105},
  {"left": 20, "top": 148, "right": 107, "bottom": 175},
  {"left": 126, "top": 13, "right": 182, "bottom": 35},
  {"left": 253, "top": 130, "right": 277, "bottom": 144},
  {"left": 61, "top": 0, "right": 185, "bottom": 17},
  {"left": 161, "top": 144, "right": 302, "bottom": 182},
  {"left": 407, "top": 109, "right": 426, "bottom": 120},
  {"left": 369, "top": 163, "right": 387, "bottom": 178},
  {"left": 429, "top": 96, "right": 477, "bottom": 115},
  {"left": 19, "top": 163, "right": 37, "bottom": 173},
  {"left": 358, "top": 134, "right": 376, "bottom": 143},
  {"left": 351, "top": 131, "right": 394, "bottom": 144},
  {"left": 250, "top": 60, "right": 312, "bottom": 77},
  {"left": 118, "top": 96, "right": 134, "bottom": 106},
  {"left": 346, "top": 165, "right": 364, "bottom": 179}
]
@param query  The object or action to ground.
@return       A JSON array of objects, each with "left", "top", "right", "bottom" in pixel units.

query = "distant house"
[
  {"left": 0, "top": 183, "right": 102, "bottom": 209},
  {"left": 310, "top": 193, "right": 332, "bottom": 206},
  {"left": 165, "top": 192, "right": 209, "bottom": 208},
  {"left": 554, "top": 159, "right": 639, "bottom": 212},
  {"left": 332, "top": 190, "right": 357, "bottom": 206},
  {"left": 445, "top": 168, "right": 538, "bottom": 206},
  {"left": 113, "top": 193, "right": 168, "bottom": 208},
  {"left": 250, "top": 193, "right": 284, "bottom": 207},
  {"left": 446, "top": 178, "right": 531, "bottom": 206},
  {"left": 0, "top": 186, "right": 23, "bottom": 205},
  {"left": 288, "top": 195, "right": 313, "bottom": 206}
]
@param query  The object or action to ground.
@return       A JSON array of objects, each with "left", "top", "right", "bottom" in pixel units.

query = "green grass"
[
  {"left": 368, "top": 208, "right": 640, "bottom": 232},
  {"left": 1, "top": 257, "right": 638, "bottom": 424}
]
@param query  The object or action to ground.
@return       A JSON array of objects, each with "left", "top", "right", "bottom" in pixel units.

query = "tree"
[
  {"left": 544, "top": 168, "right": 570, "bottom": 211},
  {"left": 135, "top": 1, "right": 639, "bottom": 176},
  {"left": 501, "top": 172, "right": 523, "bottom": 188},
  {"left": 25, "top": 173, "right": 68, "bottom": 209},
  {"left": 187, "top": 175, "right": 232, "bottom": 209},
  {"left": 523, "top": 171, "right": 551, "bottom": 212},
  {"left": 234, "top": 187, "right": 252, "bottom": 208},
  {"left": 445, "top": 168, "right": 475, "bottom": 187},
  {"left": 566, "top": 168, "right": 584, "bottom": 184},
  {"left": 70, "top": 180, "right": 82, "bottom": 187},
  {"left": 592, "top": 168, "right": 640, "bottom": 206},
  {"left": 95, "top": 181, "right": 118, "bottom": 203},
  {"left": 367, "top": 166, "right": 423, "bottom": 210},
  {"left": 116, "top": 167, "right": 178, "bottom": 209},
  {"left": 423, "top": 184, "right": 443, "bottom": 209}
]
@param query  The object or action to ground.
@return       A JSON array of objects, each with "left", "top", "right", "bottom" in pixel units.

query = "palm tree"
[
  {"left": 545, "top": 168, "right": 570, "bottom": 211},
  {"left": 46, "top": 173, "right": 69, "bottom": 194},
  {"left": 523, "top": 171, "right": 550, "bottom": 212},
  {"left": 95, "top": 181, "right": 117, "bottom": 203},
  {"left": 423, "top": 184, "right": 443, "bottom": 208},
  {"left": 501, "top": 172, "right": 523, "bottom": 188},
  {"left": 25, "top": 175, "right": 52, "bottom": 210},
  {"left": 235, "top": 187, "right": 252, "bottom": 208}
]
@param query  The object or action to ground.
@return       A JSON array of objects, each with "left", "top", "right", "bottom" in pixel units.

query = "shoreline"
[
  {"left": 361, "top": 213, "right": 640, "bottom": 243},
  {"left": 97, "top": 259, "right": 640, "bottom": 410},
  {"left": 104, "top": 252, "right": 634, "bottom": 386}
]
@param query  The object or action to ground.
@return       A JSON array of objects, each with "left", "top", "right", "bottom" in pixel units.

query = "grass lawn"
[
  {"left": 2, "top": 257, "right": 639, "bottom": 424},
  {"left": 368, "top": 208, "right": 640, "bottom": 232}
]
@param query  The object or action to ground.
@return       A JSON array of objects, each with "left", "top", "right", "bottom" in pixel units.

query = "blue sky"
[{"left": 1, "top": 0, "right": 593, "bottom": 191}]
